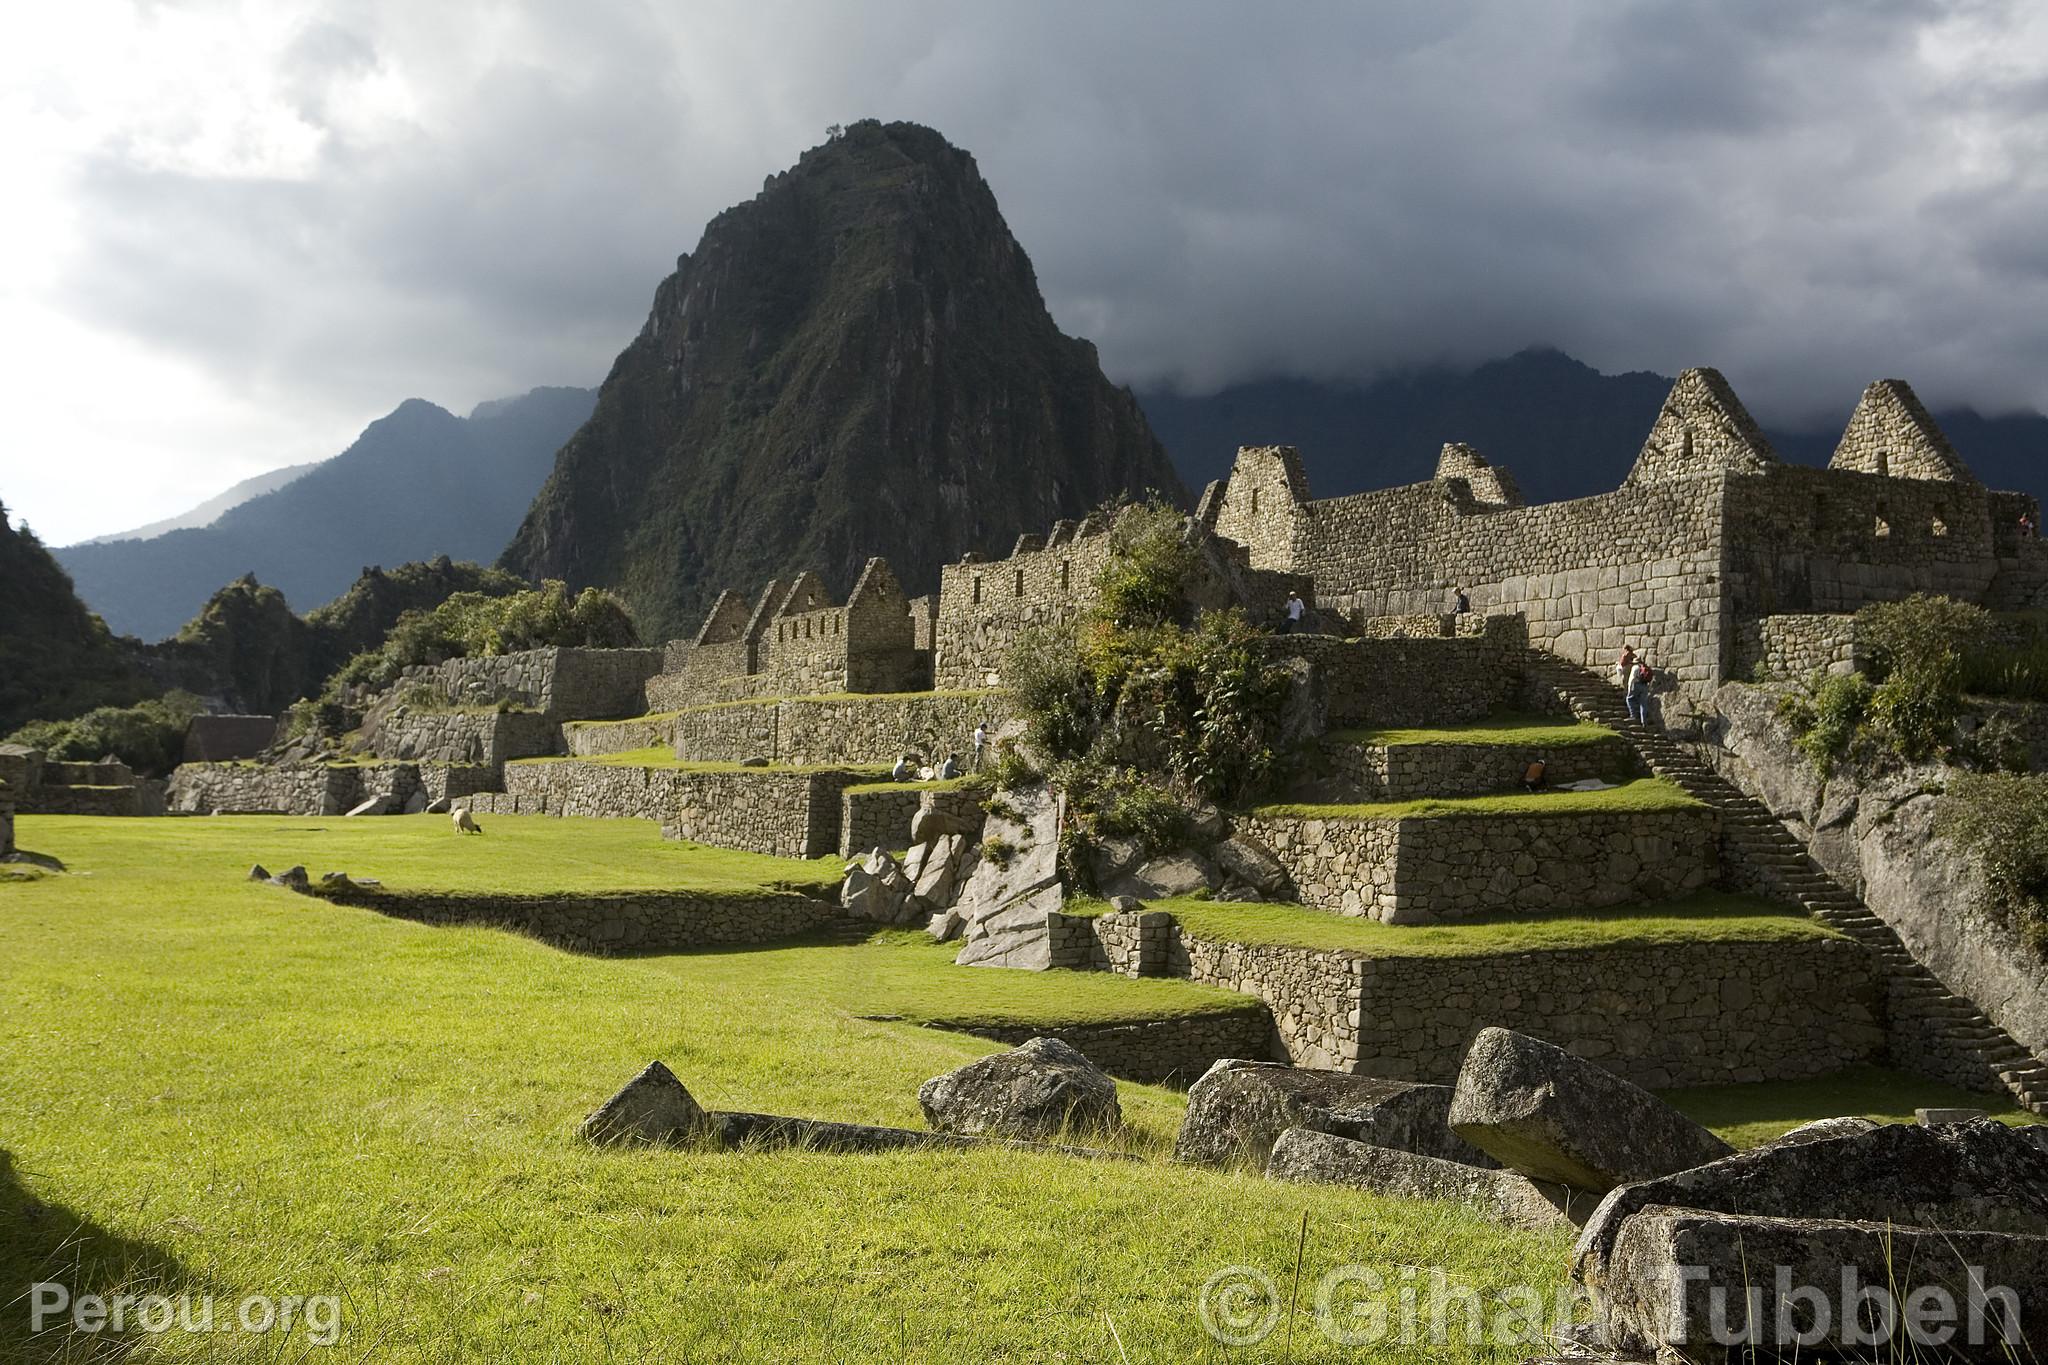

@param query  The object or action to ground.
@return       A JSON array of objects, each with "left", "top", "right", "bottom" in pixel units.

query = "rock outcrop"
[
  {"left": 1267, "top": 1128, "right": 1582, "bottom": 1232},
  {"left": 579, "top": 1061, "right": 709, "bottom": 1146},
  {"left": 500, "top": 120, "right": 1185, "bottom": 642},
  {"left": 917, "top": 1037, "right": 1121, "bottom": 1139},
  {"left": 952, "top": 784, "right": 1064, "bottom": 969},
  {"left": 1173, "top": 1059, "right": 1493, "bottom": 1168},
  {"left": 1447, "top": 1027, "right": 1732, "bottom": 1193}
]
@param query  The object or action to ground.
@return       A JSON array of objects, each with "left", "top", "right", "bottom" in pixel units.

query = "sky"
[{"left": 4, "top": 0, "right": 2046, "bottom": 546}]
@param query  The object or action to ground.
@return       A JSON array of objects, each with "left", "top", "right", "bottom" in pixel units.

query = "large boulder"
[
  {"left": 1447, "top": 1027, "right": 1732, "bottom": 1193},
  {"left": 1210, "top": 835, "right": 1291, "bottom": 899},
  {"left": 1266, "top": 1129, "right": 1583, "bottom": 1232},
  {"left": 345, "top": 794, "right": 395, "bottom": 817},
  {"left": 841, "top": 849, "right": 920, "bottom": 925},
  {"left": 1174, "top": 1059, "right": 1495, "bottom": 1169},
  {"left": 579, "top": 1061, "right": 709, "bottom": 1146},
  {"left": 1105, "top": 851, "right": 1217, "bottom": 901},
  {"left": 917, "top": 1037, "right": 1121, "bottom": 1140},
  {"left": 1759, "top": 1115, "right": 1880, "bottom": 1149},
  {"left": 953, "top": 784, "right": 1064, "bottom": 970},
  {"left": 1598, "top": 1207, "right": 2045, "bottom": 1361},
  {"left": 1572, "top": 1117, "right": 2048, "bottom": 1295},
  {"left": 909, "top": 832, "right": 970, "bottom": 909}
]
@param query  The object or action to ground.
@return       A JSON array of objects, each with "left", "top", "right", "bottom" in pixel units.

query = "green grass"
[
  {"left": 843, "top": 776, "right": 974, "bottom": 796},
  {"left": 674, "top": 687, "right": 1001, "bottom": 715},
  {"left": 1254, "top": 776, "right": 1703, "bottom": 821},
  {"left": 511, "top": 749, "right": 891, "bottom": 777},
  {"left": 1328, "top": 714, "right": 1619, "bottom": 748},
  {"left": 561, "top": 710, "right": 685, "bottom": 729},
  {"left": 16, "top": 812, "right": 847, "bottom": 897},
  {"left": 2, "top": 814, "right": 1572, "bottom": 1360},
  {"left": 1066, "top": 892, "right": 1836, "bottom": 957},
  {"left": 1664, "top": 1064, "right": 2041, "bottom": 1148}
]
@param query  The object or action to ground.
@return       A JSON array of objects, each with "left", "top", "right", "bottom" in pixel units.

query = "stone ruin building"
[{"left": 158, "top": 367, "right": 2048, "bottom": 1121}]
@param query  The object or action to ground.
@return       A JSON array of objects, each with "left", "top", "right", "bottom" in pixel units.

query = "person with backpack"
[{"left": 1626, "top": 655, "right": 1654, "bottom": 725}]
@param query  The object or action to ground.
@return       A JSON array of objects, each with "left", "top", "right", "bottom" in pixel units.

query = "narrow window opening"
[
  {"left": 1812, "top": 495, "right": 1826, "bottom": 533},
  {"left": 1014, "top": 569, "right": 1025, "bottom": 597},
  {"left": 1932, "top": 510, "right": 1950, "bottom": 538},
  {"left": 1249, "top": 488, "right": 1259, "bottom": 514},
  {"left": 972, "top": 575, "right": 983, "bottom": 605},
  {"left": 1876, "top": 450, "right": 1891, "bottom": 478},
  {"left": 1060, "top": 559, "right": 1071, "bottom": 591},
  {"left": 1874, "top": 503, "right": 1891, "bottom": 539}
]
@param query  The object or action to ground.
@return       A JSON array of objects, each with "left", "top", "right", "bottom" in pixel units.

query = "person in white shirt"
[
  {"left": 1284, "top": 592, "right": 1306, "bottom": 633},
  {"left": 972, "top": 723, "right": 988, "bottom": 770}
]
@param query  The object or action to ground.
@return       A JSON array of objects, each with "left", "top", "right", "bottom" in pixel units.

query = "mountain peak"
[{"left": 503, "top": 126, "right": 1181, "bottom": 642}]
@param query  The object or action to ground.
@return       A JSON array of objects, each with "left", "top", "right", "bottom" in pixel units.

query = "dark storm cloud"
[{"left": 54, "top": 0, "right": 2048, "bottom": 431}]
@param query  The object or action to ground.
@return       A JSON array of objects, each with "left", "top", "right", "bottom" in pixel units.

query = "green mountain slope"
[{"left": 501, "top": 121, "right": 1183, "bottom": 643}]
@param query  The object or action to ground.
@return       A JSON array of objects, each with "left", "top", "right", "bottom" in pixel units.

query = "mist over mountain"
[
  {"left": 56, "top": 386, "right": 595, "bottom": 642},
  {"left": 1139, "top": 349, "right": 2048, "bottom": 506},
  {"left": 501, "top": 120, "right": 1183, "bottom": 643}
]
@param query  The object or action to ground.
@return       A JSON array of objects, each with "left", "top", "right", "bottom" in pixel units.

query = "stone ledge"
[{"left": 315, "top": 885, "right": 840, "bottom": 955}]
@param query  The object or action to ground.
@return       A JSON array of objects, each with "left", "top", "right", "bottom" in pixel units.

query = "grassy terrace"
[
  {"left": 510, "top": 747, "right": 891, "bottom": 777},
  {"left": 843, "top": 776, "right": 976, "bottom": 795},
  {"left": 1327, "top": 713, "right": 1620, "bottom": 748},
  {"left": 0, "top": 814, "right": 2036, "bottom": 1359},
  {"left": 1066, "top": 892, "right": 1836, "bottom": 956},
  {"left": 672, "top": 686, "right": 1001, "bottom": 715},
  {"left": 1254, "top": 775, "right": 1702, "bottom": 821}
]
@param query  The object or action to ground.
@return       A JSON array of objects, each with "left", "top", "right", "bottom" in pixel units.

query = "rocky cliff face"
[
  {"left": 501, "top": 120, "right": 1184, "bottom": 644},
  {"left": 1707, "top": 683, "right": 2048, "bottom": 1063}
]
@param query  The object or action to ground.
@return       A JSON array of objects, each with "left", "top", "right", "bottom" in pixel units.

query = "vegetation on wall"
[
  {"left": 1937, "top": 772, "right": 2048, "bottom": 957},
  {"left": 1004, "top": 501, "right": 1296, "bottom": 885},
  {"left": 6, "top": 692, "right": 204, "bottom": 777},
  {"left": 1775, "top": 594, "right": 2031, "bottom": 773}
]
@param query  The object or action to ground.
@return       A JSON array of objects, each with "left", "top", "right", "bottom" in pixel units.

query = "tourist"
[
  {"left": 1522, "top": 758, "right": 1548, "bottom": 793},
  {"left": 1283, "top": 591, "right": 1306, "bottom": 633},
  {"left": 890, "top": 753, "right": 915, "bottom": 782},
  {"left": 1626, "top": 655, "right": 1653, "bottom": 725},
  {"left": 972, "top": 723, "right": 988, "bottom": 770},
  {"left": 1616, "top": 643, "right": 1636, "bottom": 690},
  {"left": 2022, "top": 512, "right": 2038, "bottom": 538},
  {"left": 937, "top": 752, "right": 962, "bottom": 780},
  {"left": 1453, "top": 587, "right": 1470, "bottom": 615}
]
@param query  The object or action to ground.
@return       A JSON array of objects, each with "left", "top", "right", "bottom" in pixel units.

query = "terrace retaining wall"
[
  {"left": 1237, "top": 806, "right": 1721, "bottom": 920},
  {"left": 315, "top": 886, "right": 839, "bottom": 955},
  {"left": 671, "top": 692, "right": 1003, "bottom": 767},
  {"left": 1319, "top": 735, "right": 1639, "bottom": 801}
]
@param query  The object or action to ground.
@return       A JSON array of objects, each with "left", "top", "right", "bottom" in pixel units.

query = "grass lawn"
[
  {"left": 1066, "top": 892, "right": 1837, "bottom": 957},
  {"left": 3, "top": 814, "right": 1574, "bottom": 1361},
  {"left": 5, "top": 816, "right": 2035, "bottom": 1361},
  {"left": 1254, "top": 776, "right": 1702, "bottom": 821},
  {"left": 842, "top": 776, "right": 975, "bottom": 796},
  {"left": 1664, "top": 1064, "right": 2041, "bottom": 1148},
  {"left": 1327, "top": 714, "right": 1618, "bottom": 748},
  {"left": 511, "top": 749, "right": 891, "bottom": 777}
]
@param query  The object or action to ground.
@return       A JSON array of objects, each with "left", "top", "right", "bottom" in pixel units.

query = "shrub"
[
  {"left": 1937, "top": 772, "right": 2048, "bottom": 957},
  {"left": 1789, "top": 671, "right": 1873, "bottom": 774},
  {"left": 1094, "top": 501, "right": 1198, "bottom": 629},
  {"left": 1867, "top": 655, "right": 1962, "bottom": 762},
  {"left": 5, "top": 691, "right": 204, "bottom": 777},
  {"left": 1857, "top": 595, "right": 1987, "bottom": 680}
]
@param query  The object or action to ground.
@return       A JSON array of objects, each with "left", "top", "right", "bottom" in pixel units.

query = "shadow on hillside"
[{"left": 0, "top": 1146, "right": 210, "bottom": 1362}]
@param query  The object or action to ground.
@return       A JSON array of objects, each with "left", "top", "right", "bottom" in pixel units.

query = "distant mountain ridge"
[
  {"left": 1138, "top": 349, "right": 2048, "bottom": 506},
  {"left": 75, "top": 460, "right": 323, "bottom": 546},
  {"left": 56, "top": 385, "right": 596, "bottom": 641},
  {"left": 501, "top": 120, "right": 1184, "bottom": 643}
]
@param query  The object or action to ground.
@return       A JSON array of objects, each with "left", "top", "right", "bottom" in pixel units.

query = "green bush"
[
  {"left": 1095, "top": 502, "right": 1198, "bottom": 628},
  {"left": 1785, "top": 671, "right": 1872, "bottom": 774},
  {"left": 1857, "top": 595, "right": 1987, "bottom": 679},
  {"left": 1937, "top": 772, "right": 2048, "bottom": 956},
  {"left": 5, "top": 692, "right": 204, "bottom": 777}
]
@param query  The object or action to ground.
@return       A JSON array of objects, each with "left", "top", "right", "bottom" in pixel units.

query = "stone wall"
[
  {"left": 27, "top": 783, "right": 158, "bottom": 816},
  {"left": 1238, "top": 806, "right": 1720, "bottom": 920},
  {"left": 671, "top": 691, "right": 1003, "bottom": 767},
  {"left": 1207, "top": 373, "right": 2035, "bottom": 714},
  {"left": 316, "top": 885, "right": 840, "bottom": 956},
  {"left": 478, "top": 761, "right": 873, "bottom": 857},
  {"left": 1264, "top": 616, "right": 1529, "bottom": 728},
  {"left": 1345, "top": 938, "right": 1884, "bottom": 1087},
  {"left": 1732, "top": 614, "right": 1865, "bottom": 680},
  {"left": 168, "top": 762, "right": 496, "bottom": 815},
  {"left": 841, "top": 787, "right": 924, "bottom": 858},
  {"left": 0, "top": 787, "right": 12, "bottom": 854},
  {"left": 956, "top": 1012, "right": 1278, "bottom": 1086},
  {"left": 933, "top": 519, "right": 1119, "bottom": 689},
  {"left": 1708, "top": 682, "right": 2048, "bottom": 1083},
  {"left": 397, "top": 647, "right": 663, "bottom": 721},
  {"left": 365, "top": 709, "right": 561, "bottom": 765},
  {"left": 182, "top": 715, "right": 278, "bottom": 763},
  {"left": 1318, "top": 735, "right": 1638, "bottom": 800},
  {"left": 1095, "top": 916, "right": 1883, "bottom": 1087},
  {"left": 564, "top": 714, "right": 680, "bottom": 757}
]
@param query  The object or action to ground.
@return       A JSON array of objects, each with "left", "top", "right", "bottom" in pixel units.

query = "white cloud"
[{"left": 3, "top": 0, "right": 2045, "bottom": 544}]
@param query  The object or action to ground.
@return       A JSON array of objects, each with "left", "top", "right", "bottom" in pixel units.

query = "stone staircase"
[{"left": 1524, "top": 652, "right": 2048, "bottom": 1115}]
